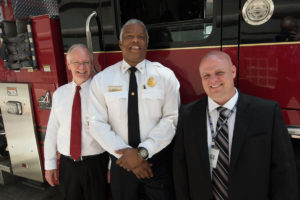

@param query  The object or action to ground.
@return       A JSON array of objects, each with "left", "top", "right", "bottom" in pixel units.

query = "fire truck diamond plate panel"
[{"left": 12, "top": 0, "right": 58, "bottom": 18}]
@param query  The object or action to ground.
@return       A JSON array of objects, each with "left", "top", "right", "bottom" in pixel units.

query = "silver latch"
[{"left": 6, "top": 101, "right": 22, "bottom": 115}]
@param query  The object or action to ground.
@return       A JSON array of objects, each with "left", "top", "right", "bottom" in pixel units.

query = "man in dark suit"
[{"left": 173, "top": 50, "right": 298, "bottom": 200}]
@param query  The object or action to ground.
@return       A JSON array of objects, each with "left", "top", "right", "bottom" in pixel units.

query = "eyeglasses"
[{"left": 71, "top": 61, "right": 91, "bottom": 67}]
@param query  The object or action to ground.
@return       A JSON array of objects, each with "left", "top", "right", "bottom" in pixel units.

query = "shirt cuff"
[
  {"left": 45, "top": 159, "right": 57, "bottom": 170},
  {"left": 111, "top": 144, "right": 132, "bottom": 159}
]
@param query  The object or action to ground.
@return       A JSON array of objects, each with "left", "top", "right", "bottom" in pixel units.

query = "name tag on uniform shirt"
[
  {"left": 108, "top": 86, "right": 122, "bottom": 92},
  {"left": 209, "top": 148, "right": 219, "bottom": 168}
]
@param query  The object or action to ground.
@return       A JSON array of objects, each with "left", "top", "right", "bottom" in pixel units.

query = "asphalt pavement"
[{"left": 0, "top": 178, "right": 63, "bottom": 200}]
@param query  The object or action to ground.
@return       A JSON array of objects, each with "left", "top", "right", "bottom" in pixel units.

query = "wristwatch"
[{"left": 138, "top": 147, "right": 149, "bottom": 160}]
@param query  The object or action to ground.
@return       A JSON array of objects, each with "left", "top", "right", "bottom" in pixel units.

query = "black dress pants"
[
  {"left": 59, "top": 153, "right": 109, "bottom": 200},
  {"left": 110, "top": 147, "right": 174, "bottom": 200}
]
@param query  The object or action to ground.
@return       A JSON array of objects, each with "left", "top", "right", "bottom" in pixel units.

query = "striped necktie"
[{"left": 212, "top": 106, "right": 229, "bottom": 200}]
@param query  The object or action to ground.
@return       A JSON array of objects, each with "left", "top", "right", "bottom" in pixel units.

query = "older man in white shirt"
[
  {"left": 89, "top": 19, "right": 180, "bottom": 200},
  {"left": 44, "top": 44, "right": 108, "bottom": 200}
]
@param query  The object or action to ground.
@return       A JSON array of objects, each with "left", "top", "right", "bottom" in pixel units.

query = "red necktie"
[{"left": 70, "top": 85, "right": 81, "bottom": 160}]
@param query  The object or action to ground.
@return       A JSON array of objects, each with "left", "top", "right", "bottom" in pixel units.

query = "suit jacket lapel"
[
  {"left": 193, "top": 98, "right": 211, "bottom": 175},
  {"left": 229, "top": 92, "right": 250, "bottom": 175}
]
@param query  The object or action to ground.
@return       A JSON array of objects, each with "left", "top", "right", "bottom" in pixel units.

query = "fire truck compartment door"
[{"left": 0, "top": 83, "right": 43, "bottom": 182}]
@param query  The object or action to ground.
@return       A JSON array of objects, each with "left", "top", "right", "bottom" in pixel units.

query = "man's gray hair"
[
  {"left": 66, "top": 44, "right": 93, "bottom": 63},
  {"left": 119, "top": 19, "right": 149, "bottom": 43}
]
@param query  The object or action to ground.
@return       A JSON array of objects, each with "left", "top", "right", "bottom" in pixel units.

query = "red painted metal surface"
[
  {"left": 49, "top": 16, "right": 68, "bottom": 86},
  {"left": 239, "top": 43, "right": 300, "bottom": 110},
  {"left": 0, "top": 0, "right": 14, "bottom": 21},
  {"left": 147, "top": 48, "right": 218, "bottom": 104},
  {"left": 282, "top": 110, "right": 300, "bottom": 126}
]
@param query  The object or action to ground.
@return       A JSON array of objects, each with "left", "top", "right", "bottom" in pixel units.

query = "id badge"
[{"left": 209, "top": 148, "right": 219, "bottom": 168}]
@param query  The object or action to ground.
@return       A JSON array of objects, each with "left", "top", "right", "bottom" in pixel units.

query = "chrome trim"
[
  {"left": 205, "top": 0, "right": 213, "bottom": 18},
  {"left": 86, "top": 11, "right": 99, "bottom": 73},
  {"left": 86, "top": 11, "right": 97, "bottom": 52}
]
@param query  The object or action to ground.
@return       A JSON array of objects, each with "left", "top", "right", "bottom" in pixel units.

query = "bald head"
[
  {"left": 199, "top": 51, "right": 236, "bottom": 105},
  {"left": 200, "top": 51, "right": 233, "bottom": 69}
]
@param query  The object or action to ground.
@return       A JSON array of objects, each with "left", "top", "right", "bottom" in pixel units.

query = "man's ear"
[
  {"left": 66, "top": 62, "right": 71, "bottom": 71},
  {"left": 232, "top": 65, "right": 237, "bottom": 79}
]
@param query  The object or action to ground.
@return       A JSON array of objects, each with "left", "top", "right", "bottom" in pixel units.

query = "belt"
[{"left": 61, "top": 154, "right": 102, "bottom": 162}]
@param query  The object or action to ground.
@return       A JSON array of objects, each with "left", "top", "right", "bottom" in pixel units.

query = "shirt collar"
[
  {"left": 71, "top": 78, "right": 91, "bottom": 90},
  {"left": 208, "top": 88, "right": 239, "bottom": 113},
  {"left": 121, "top": 59, "right": 146, "bottom": 74}
]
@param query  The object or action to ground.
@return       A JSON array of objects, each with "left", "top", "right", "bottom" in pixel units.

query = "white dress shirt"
[
  {"left": 89, "top": 59, "right": 180, "bottom": 159},
  {"left": 44, "top": 79, "right": 105, "bottom": 170},
  {"left": 207, "top": 89, "right": 239, "bottom": 160}
]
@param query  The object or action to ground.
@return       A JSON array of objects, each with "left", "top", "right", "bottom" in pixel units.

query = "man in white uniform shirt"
[
  {"left": 44, "top": 44, "right": 108, "bottom": 200},
  {"left": 89, "top": 19, "right": 180, "bottom": 200}
]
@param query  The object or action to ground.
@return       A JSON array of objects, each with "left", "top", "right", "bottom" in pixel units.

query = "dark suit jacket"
[{"left": 173, "top": 92, "right": 298, "bottom": 200}]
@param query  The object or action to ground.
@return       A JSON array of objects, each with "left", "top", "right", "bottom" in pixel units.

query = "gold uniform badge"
[{"left": 147, "top": 77, "right": 156, "bottom": 87}]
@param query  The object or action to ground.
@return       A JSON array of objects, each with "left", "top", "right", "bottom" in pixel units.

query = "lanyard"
[{"left": 207, "top": 103, "right": 237, "bottom": 147}]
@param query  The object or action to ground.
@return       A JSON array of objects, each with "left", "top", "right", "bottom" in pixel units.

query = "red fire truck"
[{"left": 0, "top": 0, "right": 299, "bottom": 185}]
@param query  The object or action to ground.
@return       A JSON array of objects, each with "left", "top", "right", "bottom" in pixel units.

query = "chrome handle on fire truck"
[
  {"left": 6, "top": 101, "right": 22, "bottom": 115},
  {"left": 86, "top": 11, "right": 97, "bottom": 52}
]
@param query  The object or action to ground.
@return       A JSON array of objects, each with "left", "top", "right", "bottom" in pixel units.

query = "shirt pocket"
[
  {"left": 141, "top": 89, "right": 164, "bottom": 119},
  {"left": 104, "top": 91, "right": 128, "bottom": 120}
]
